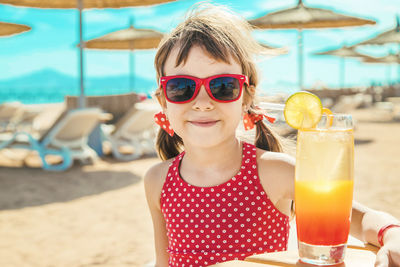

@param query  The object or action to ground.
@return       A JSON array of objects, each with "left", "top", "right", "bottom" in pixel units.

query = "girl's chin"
[
  {"left": 183, "top": 135, "right": 221, "bottom": 146},
  {"left": 181, "top": 133, "right": 236, "bottom": 148}
]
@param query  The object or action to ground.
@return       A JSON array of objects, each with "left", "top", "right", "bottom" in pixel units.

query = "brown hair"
[{"left": 154, "top": 3, "right": 283, "bottom": 160}]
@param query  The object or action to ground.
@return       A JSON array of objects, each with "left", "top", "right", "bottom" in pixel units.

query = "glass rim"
[
  {"left": 321, "top": 113, "right": 353, "bottom": 118},
  {"left": 313, "top": 113, "right": 353, "bottom": 131}
]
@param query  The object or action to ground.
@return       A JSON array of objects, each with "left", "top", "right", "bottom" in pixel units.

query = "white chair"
[
  {"left": 102, "top": 100, "right": 160, "bottom": 161},
  {"left": 0, "top": 108, "right": 107, "bottom": 171},
  {"left": 0, "top": 101, "right": 22, "bottom": 131}
]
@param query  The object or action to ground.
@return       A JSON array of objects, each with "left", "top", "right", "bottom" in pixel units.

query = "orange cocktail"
[
  {"left": 295, "top": 180, "right": 353, "bottom": 245},
  {"left": 295, "top": 116, "right": 354, "bottom": 265}
]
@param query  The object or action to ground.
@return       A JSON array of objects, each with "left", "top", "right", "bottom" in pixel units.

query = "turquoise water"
[
  {"left": 0, "top": 87, "right": 146, "bottom": 104},
  {"left": 0, "top": 70, "right": 158, "bottom": 104}
]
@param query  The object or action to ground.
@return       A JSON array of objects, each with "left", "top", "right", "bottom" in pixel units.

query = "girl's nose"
[{"left": 192, "top": 85, "right": 214, "bottom": 111}]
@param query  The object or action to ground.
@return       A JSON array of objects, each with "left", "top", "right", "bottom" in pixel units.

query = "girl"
[{"left": 144, "top": 4, "right": 400, "bottom": 267}]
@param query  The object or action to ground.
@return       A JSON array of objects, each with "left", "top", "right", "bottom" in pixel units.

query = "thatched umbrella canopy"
[
  {"left": 362, "top": 53, "right": 400, "bottom": 84},
  {"left": 354, "top": 16, "right": 400, "bottom": 82},
  {"left": 259, "top": 42, "right": 289, "bottom": 56},
  {"left": 84, "top": 22, "right": 164, "bottom": 90},
  {"left": 362, "top": 53, "right": 400, "bottom": 64},
  {"left": 248, "top": 0, "right": 376, "bottom": 89},
  {"left": 0, "top": 0, "right": 174, "bottom": 9},
  {"left": 315, "top": 46, "right": 368, "bottom": 58},
  {"left": 0, "top": 21, "right": 30, "bottom": 37},
  {"left": 314, "top": 45, "right": 371, "bottom": 87},
  {"left": 85, "top": 26, "right": 163, "bottom": 50},
  {"left": 0, "top": 0, "right": 175, "bottom": 108},
  {"left": 356, "top": 16, "right": 400, "bottom": 46}
]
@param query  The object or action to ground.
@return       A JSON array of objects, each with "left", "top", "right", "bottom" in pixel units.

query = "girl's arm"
[
  {"left": 350, "top": 201, "right": 400, "bottom": 267},
  {"left": 144, "top": 164, "right": 170, "bottom": 267}
]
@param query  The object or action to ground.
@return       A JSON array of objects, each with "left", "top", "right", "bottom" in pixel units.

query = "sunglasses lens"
[
  {"left": 165, "top": 78, "right": 196, "bottom": 102},
  {"left": 209, "top": 77, "right": 241, "bottom": 101}
]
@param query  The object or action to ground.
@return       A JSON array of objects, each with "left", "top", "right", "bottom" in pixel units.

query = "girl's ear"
[
  {"left": 242, "top": 85, "right": 255, "bottom": 111},
  {"left": 155, "top": 88, "right": 167, "bottom": 110}
]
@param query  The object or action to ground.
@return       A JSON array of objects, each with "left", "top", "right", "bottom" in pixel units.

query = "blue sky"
[{"left": 1, "top": 0, "right": 400, "bottom": 94}]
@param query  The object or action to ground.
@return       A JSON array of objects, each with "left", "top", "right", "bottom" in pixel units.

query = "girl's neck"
[{"left": 181, "top": 137, "right": 242, "bottom": 171}]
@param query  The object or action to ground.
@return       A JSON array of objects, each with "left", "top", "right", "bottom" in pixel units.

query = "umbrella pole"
[
  {"left": 78, "top": 0, "right": 85, "bottom": 108},
  {"left": 129, "top": 49, "right": 134, "bottom": 91},
  {"left": 387, "top": 65, "right": 391, "bottom": 85},
  {"left": 340, "top": 57, "right": 345, "bottom": 88},
  {"left": 298, "top": 29, "right": 304, "bottom": 90},
  {"left": 398, "top": 44, "right": 400, "bottom": 83}
]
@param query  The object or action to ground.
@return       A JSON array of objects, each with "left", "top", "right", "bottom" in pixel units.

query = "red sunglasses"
[{"left": 160, "top": 74, "right": 249, "bottom": 103}]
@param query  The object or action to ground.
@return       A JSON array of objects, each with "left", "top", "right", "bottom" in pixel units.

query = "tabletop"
[{"left": 212, "top": 221, "right": 378, "bottom": 267}]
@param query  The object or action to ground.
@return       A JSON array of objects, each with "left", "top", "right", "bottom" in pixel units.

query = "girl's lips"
[{"left": 189, "top": 120, "right": 219, "bottom": 127}]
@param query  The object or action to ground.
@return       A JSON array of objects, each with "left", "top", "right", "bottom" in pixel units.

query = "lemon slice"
[
  {"left": 322, "top": 107, "right": 334, "bottom": 128},
  {"left": 284, "top": 91, "right": 323, "bottom": 129}
]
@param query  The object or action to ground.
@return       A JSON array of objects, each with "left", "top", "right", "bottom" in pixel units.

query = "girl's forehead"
[{"left": 164, "top": 45, "right": 242, "bottom": 77}]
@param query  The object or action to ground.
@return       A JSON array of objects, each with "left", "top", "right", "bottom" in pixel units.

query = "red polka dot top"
[{"left": 160, "top": 142, "right": 289, "bottom": 267}]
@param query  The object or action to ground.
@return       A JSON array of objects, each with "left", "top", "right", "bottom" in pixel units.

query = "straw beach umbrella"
[
  {"left": 248, "top": 0, "right": 376, "bottom": 89},
  {"left": 354, "top": 16, "right": 400, "bottom": 81},
  {"left": 259, "top": 42, "right": 289, "bottom": 56},
  {"left": 314, "top": 45, "right": 371, "bottom": 88},
  {"left": 362, "top": 53, "right": 400, "bottom": 84},
  {"left": 357, "top": 16, "right": 400, "bottom": 46},
  {"left": 363, "top": 53, "right": 400, "bottom": 64},
  {"left": 0, "top": 0, "right": 175, "bottom": 108},
  {"left": 84, "top": 20, "right": 164, "bottom": 91},
  {"left": 0, "top": 21, "right": 30, "bottom": 37}
]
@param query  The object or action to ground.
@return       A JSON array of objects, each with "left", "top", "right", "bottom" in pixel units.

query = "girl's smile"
[{"left": 187, "top": 118, "right": 220, "bottom": 127}]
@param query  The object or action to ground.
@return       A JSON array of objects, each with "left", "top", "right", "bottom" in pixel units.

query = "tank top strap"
[
  {"left": 241, "top": 142, "right": 258, "bottom": 167},
  {"left": 165, "top": 151, "right": 185, "bottom": 184},
  {"left": 240, "top": 142, "right": 270, "bottom": 198}
]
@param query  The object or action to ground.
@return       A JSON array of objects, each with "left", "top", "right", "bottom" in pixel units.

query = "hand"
[{"left": 375, "top": 228, "right": 400, "bottom": 267}]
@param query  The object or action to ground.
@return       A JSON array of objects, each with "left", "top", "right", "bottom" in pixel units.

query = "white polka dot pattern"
[{"left": 160, "top": 143, "right": 289, "bottom": 267}]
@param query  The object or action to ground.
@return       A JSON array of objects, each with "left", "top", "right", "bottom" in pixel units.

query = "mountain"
[
  {"left": 0, "top": 69, "right": 157, "bottom": 104},
  {"left": 0, "top": 69, "right": 74, "bottom": 88}
]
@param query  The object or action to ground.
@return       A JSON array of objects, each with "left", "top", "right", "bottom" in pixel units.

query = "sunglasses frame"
[{"left": 160, "top": 74, "right": 249, "bottom": 104}]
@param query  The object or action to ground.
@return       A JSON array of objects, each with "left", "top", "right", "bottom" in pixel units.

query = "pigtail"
[
  {"left": 156, "top": 128, "right": 184, "bottom": 161},
  {"left": 244, "top": 84, "right": 284, "bottom": 153},
  {"left": 249, "top": 109, "right": 283, "bottom": 153}
]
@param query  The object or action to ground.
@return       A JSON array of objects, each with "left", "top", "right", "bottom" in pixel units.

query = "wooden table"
[{"left": 212, "top": 221, "right": 378, "bottom": 267}]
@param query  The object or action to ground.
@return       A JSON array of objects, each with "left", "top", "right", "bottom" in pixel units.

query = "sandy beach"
[{"left": 1, "top": 105, "right": 400, "bottom": 267}]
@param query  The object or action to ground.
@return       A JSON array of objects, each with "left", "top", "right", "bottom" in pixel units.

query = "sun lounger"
[
  {"left": 0, "top": 101, "right": 22, "bottom": 131},
  {"left": 0, "top": 102, "right": 44, "bottom": 133},
  {"left": 102, "top": 99, "right": 160, "bottom": 161},
  {"left": 11, "top": 107, "right": 42, "bottom": 132},
  {"left": 0, "top": 108, "right": 107, "bottom": 171}
]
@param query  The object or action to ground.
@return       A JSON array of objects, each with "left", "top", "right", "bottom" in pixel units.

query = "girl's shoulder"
[
  {"left": 255, "top": 147, "right": 295, "bottom": 168},
  {"left": 144, "top": 158, "right": 174, "bottom": 185},
  {"left": 143, "top": 158, "right": 175, "bottom": 210},
  {"left": 255, "top": 147, "right": 296, "bottom": 201}
]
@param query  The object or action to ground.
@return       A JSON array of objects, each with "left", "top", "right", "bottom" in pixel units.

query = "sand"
[{"left": 0, "top": 105, "right": 399, "bottom": 267}]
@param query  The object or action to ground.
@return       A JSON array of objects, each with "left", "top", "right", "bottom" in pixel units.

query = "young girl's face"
[{"left": 162, "top": 45, "right": 246, "bottom": 148}]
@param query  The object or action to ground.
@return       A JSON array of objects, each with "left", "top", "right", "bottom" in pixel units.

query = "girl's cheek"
[{"left": 165, "top": 108, "right": 181, "bottom": 131}]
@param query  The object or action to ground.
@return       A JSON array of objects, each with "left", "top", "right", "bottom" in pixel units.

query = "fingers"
[
  {"left": 390, "top": 249, "right": 400, "bottom": 267},
  {"left": 375, "top": 248, "right": 389, "bottom": 267}
]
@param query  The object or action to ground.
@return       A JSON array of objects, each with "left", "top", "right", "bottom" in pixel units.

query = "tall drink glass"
[{"left": 295, "top": 114, "right": 354, "bottom": 265}]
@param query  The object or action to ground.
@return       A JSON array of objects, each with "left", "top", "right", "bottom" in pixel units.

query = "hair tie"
[
  {"left": 243, "top": 112, "right": 276, "bottom": 131},
  {"left": 154, "top": 111, "right": 174, "bottom": 136}
]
